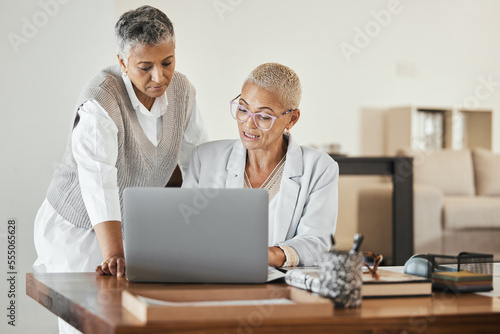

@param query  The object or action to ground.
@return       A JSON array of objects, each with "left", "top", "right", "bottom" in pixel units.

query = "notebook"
[
  {"left": 123, "top": 187, "right": 269, "bottom": 283},
  {"left": 283, "top": 267, "right": 432, "bottom": 298}
]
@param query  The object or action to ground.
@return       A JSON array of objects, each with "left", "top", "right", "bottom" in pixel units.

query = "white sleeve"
[
  {"left": 179, "top": 98, "right": 209, "bottom": 176},
  {"left": 71, "top": 99, "right": 121, "bottom": 227},
  {"left": 277, "top": 160, "right": 339, "bottom": 266},
  {"left": 182, "top": 145, "right": 201, "bottom": 188}
]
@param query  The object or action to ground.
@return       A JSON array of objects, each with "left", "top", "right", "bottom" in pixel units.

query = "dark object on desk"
[
  {"left": 404, "top": 254, "right": 434, "bottom": 278},
  {"left": 404, "top": 252, "right": 493, "bottom": 292},
  {"left": 333, "top": 156, "right": 413, "bottom": 266}
]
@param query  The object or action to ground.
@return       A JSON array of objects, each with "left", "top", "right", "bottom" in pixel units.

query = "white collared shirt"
[
  {"left": 56, "top": 74, "right": 208, "bottom": 227},
  {"left": 121, "top": 74, "right": 167, "bottom": 146}
]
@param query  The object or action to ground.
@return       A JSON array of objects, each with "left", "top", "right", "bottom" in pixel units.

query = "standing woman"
[{"left": 33, "top": 3, "right": 206, "bottom": 320}]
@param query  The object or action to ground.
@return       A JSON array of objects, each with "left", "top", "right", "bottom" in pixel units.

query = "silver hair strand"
[{"left": 115, "top": 5, "right": 175, "bottom": 61}]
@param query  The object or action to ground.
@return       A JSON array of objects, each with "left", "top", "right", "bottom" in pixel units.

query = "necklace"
[{"left": 244, "top": 154, "right": 287, "bottom": 189}]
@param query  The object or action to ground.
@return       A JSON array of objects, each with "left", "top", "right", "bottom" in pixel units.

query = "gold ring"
[{"left": 101, "top": 261, "right": 109, "bottom": 266}]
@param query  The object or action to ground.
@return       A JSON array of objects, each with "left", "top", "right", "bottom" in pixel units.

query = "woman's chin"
[
  {"left": 240, "top": 137, "right": 261, "bottom": 151},
  {"left": 146, "top": 89, "right": 167, "bottom": 99}
]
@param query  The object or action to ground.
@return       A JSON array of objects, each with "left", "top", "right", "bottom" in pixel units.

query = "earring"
[
  {"left": 122, "top": 71, "right": 128, "bottom": 77},
  {"left": 284, "top": 128, "right": 291, "bottom": 136}
]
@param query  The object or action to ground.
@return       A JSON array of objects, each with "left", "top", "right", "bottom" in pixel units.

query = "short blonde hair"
[{"left": 244, "top": 63, "right": 302, "bottom": 110}]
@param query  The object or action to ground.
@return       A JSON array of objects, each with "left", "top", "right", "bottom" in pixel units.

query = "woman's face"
[
  {"left": 237, "top": 83, "right": 299, "bottom": 152},
  {"left": 118, "top": 42, "right": 175, "bottom": 107}
]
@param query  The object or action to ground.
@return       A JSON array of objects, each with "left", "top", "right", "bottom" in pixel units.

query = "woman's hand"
[
  {"left": 94, "top": 220, "right": 126, "bottom": 277},
  {"left": 268, "top": 246, "right": 286, "bottom": 267},
  {"left": 95, "top": 256, "right": 126, "bottom": 276}
]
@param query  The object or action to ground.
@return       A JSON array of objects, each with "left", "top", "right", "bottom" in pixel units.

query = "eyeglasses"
[
  {"left": 230, "top": 94, "right": 295, "bottom": 131},
  {"left": 363, "top": 251, "right": 383, "bottom": 279}
]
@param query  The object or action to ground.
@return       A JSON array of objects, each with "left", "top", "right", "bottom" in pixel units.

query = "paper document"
[
  {"left": 137, "top": 296, "right": 294, "bottom": 307},
  {"left": 267, "top": 266, "right": 286, "bottom": 282}
]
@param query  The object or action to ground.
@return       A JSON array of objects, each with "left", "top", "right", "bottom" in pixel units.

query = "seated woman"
[{"left": 183, "top": 63, "right": 338, "bottom": 267}]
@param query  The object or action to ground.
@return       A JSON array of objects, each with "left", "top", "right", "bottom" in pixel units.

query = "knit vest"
[{"left": 46, "top": 65, "right": 195, "bottom": 229}]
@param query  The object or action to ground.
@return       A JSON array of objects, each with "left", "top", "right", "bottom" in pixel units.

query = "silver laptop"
[{"left": 123, "top": 187, "right": 269, "bottom": 283}]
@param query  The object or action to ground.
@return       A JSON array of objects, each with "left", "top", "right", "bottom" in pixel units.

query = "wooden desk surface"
[{"left": 26, "top": 272, "right": 500, "bottom": 334}]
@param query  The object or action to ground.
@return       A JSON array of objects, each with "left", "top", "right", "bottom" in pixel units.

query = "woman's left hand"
[
  {"left": 95, "top": 256, "right": 126, "bottom": 276},
  {"left": 268, "top": 246, "right": 286, "bottom": 267}
]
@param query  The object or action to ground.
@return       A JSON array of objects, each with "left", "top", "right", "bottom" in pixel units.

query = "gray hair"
[
  {"left": 115, "top": 5, "right": 175, "bottom": 60},
  {"left": 244, "top": 63, "right": 302, "bottom": 110}
]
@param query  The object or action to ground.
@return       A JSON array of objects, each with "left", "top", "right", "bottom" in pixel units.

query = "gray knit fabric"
[{"left": 46, "top": 65, "right": 195, "bottom": 229}]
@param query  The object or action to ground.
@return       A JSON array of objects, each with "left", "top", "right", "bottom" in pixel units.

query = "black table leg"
[{"left": 392, "top": 157, "right": 414, "bottom": 265}]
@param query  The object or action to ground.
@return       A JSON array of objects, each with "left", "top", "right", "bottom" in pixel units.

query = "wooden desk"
[
  {"left": 26, "top": 272, "right": 500, "bottom": 334},
  {"left": 334, "top": 156, "right": 414, "bottom": 265}
]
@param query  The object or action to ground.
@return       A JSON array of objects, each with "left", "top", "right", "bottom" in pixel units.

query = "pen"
[
  {"left": 349, "top": 233, "right": 364, "bottom": 254},
  {"left": 329, "top": 234, "right": 336, "bottom": 252}
]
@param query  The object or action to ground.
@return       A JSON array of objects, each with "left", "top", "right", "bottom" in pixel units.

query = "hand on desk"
[
  {"left": 268, "top": 246, "right": 286, "bottom": 267},
  {"left": 94, "top": 220, "right": 126, "bottom": 277},
  {"left": 95, "top": 256, "right": 126, "bottom": 276}
]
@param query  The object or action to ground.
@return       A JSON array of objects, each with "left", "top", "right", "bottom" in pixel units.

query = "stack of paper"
[{"left": 431, "top": 271, "right": 493, "bottom": 292}]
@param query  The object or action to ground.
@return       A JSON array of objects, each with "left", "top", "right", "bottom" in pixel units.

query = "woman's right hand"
[{"left": 94, "top": 220, "right": 126, "bottom": 277}]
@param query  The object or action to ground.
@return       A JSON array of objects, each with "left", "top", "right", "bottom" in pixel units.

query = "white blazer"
[{"left": 183, "top": 135, "right": 339, "bottom": 266}]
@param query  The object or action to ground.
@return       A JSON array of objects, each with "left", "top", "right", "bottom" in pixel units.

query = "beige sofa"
[{"left": 358, "top": 148, "right": 500, "bottom": 264}]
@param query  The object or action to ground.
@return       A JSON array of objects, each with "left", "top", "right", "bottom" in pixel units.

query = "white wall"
[
  {"left": 0, "top": 1, "right": 116, "bottom": 333},
  {"left": 1, "top": 0, "right": 500, "bottom": 333},
  {"left": 116, "top": 0, "right": 500, "bottom": 153}
]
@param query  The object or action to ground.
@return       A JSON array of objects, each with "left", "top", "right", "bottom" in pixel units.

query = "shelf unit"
[{"left": 385, "top": 106, "right": 493, "bottom": 155}]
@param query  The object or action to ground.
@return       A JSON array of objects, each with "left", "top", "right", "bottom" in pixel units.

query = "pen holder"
[{"left": 319, "top": 251, "right": 363, "bottom": 308}]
